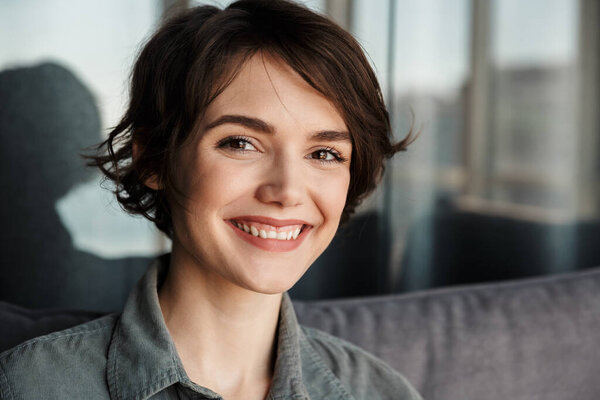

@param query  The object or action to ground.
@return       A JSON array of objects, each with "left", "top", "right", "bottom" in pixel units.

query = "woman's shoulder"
[
  {"left": 300, "top": 325, "right": 422, "bottom": 400},
  {"left": 0, "top": 313, "right": 118, "bottom": 400}
]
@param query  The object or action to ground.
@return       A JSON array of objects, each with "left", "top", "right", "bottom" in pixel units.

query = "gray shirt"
[{"left": 0, "top": 259, "right": 422, "bottom": 399}]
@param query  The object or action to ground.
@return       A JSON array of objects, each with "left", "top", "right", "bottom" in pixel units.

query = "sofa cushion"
[
  {"left": 294, "top": 266, "right": 600, "bottom": 400},
  {"left": 0, "top": 302, "right": 103, "bottom": 352}
]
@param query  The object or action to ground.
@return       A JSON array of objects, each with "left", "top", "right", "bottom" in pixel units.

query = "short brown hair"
[{"left": 88, "top": 0, "right": 415, "bottom": 238}]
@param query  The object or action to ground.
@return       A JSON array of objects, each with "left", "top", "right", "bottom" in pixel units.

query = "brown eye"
[
  {"left": 307, "top": 148, "right": 344, "bottom": 163},
  {"left": 230, "top": 140, "right": 247, "bottom": 149},
  {"left": 314, "top": 150, "right": 328, "bottom": 160},
  {"left": 217, "top": 136, "right": 257, "bottom": 152}
]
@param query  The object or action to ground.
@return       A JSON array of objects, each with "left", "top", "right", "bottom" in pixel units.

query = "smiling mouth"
[{"left": 229, "top": 219, "right": 308, "bottom": 241}]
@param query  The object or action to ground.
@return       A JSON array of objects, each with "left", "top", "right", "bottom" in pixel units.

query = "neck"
[{"left": 158, "top": 250, "right": 282, "bottom": 399}]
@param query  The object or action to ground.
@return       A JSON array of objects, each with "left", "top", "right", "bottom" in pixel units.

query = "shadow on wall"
[{"left": 0, "top": 63, "right": 150, "bottom": 312}]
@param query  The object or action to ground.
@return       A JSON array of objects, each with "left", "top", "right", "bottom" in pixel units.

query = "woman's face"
[{"left": 169, "top": 53, "right": 351, "bottom": 294}]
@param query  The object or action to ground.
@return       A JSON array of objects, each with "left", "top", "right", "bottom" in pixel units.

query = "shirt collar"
[
  {"left": 106, "top": 255, "right": 351, "bottom": 400},
  {"left": 106, "top": 256, "right": 220, "bottom": 400},
  {"left": 267, "top": 292, "right": 310, "bottom": 399},
  {"left": 269, "top": 293, "right": 353, "bottom": 400}
]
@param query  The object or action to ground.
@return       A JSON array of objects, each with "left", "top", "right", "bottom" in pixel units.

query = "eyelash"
[
  {"left": 216, "top": 136, "right": 347, "bottom": 164},
  {"left": 308, "top": 147, "right": 347, "bottom": 164},
  {"left": 216, "top": 135, "right": 256, "bottom": 152}
]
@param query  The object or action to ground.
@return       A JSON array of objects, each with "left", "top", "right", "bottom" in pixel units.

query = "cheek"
[
  {"left": 180, "top": 157, "right": 252, "bottom": 210},
  {"left": 314, "top": 170, "right": 351, "bottom": 222}
]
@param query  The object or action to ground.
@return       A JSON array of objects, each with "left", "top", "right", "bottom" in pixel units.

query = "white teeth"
[
  {"left": 232, "top": 221, "right": 305, "bottom": 241},
  {"left": 276, "top": 231, "right": 287, "bottom": 240}
]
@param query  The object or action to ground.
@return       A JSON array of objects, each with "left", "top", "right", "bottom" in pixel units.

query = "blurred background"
[{"left": 0, "top": 0, "right": 598, "bottom": 310}]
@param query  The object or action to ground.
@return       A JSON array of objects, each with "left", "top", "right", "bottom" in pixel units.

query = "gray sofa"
[{"left": 2, "top": 266, "right": 599, "bottom": 400}]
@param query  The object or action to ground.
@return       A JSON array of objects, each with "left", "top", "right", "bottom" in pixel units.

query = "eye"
[
  {"left": 307, "top": 147, "right": 347, "bottom": 163},
  {"left": 216, "top": 136, "right": 257, "bottom": 152}
]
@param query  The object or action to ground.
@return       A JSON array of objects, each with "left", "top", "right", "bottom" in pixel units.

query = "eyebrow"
[
  {"left": 205, "top": 114, "right": 352, "bottom": 142},
  {"left": 310, "top": 130, "right": 352, "bottom": 142},
  {"left": 205, "top": 114, "right": 275, "bottom": 134}
]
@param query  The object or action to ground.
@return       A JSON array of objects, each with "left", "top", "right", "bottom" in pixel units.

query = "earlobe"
[{"left": 132, "top": 140, "right": 162, "bottom": 191}]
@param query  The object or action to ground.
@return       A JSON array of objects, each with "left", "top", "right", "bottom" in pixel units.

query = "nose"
[{"left": 255, "top": 153, "right": 305, "bottom": 208}]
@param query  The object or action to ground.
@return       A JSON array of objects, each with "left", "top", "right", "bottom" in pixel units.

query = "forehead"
[{"left": 201, "top": 53, "right": 347, "bottom": 132}]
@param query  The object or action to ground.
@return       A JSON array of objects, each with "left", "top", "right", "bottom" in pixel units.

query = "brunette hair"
[{"left": 88, "top": 0, "right": 416, "bottom": 238}]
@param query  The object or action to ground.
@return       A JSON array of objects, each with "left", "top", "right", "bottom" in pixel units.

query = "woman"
[{"left": 0, "top": 1, "right": 420, "bottom": 399}]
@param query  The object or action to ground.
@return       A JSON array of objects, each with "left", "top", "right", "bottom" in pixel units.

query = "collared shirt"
[{"left": 0, "top": 259, "right": 422, "bottom": 400}]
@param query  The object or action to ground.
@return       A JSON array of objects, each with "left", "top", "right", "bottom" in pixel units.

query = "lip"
[
  {"left": 229, "top": 215, "right": 310, "bottom": 227},
  {"left": 226, "top": 217, "right": 312, "bottom": 252}
]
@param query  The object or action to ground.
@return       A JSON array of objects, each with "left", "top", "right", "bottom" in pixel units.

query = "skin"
[{"left": 154, "top": 52, "right": 352, "bottom": 400}]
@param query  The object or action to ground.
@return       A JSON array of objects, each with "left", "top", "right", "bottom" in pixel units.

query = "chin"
[
  {"left": 240, "top": 267, "right": 307, "bottom": 295},
  {"left": 251, "top": 285, "right": 293, "bottom": 295}
]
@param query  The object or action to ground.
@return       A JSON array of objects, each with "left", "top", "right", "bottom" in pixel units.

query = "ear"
[{"left": 132, "top": 140, "right": 162, "bottom": 191}]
